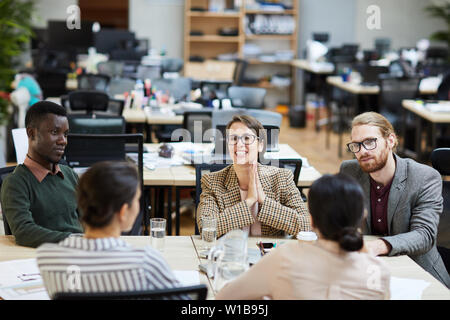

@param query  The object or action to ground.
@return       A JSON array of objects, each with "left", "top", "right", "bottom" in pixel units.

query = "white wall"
[
  {"left": 32, "top": 0, "right": 78, "bottom": 27},
  {"left": 129, "top": 0, "right": 184, "bottom": 58},
  {"left": 354, "top": 0, "right": 448, "bottom": 50}
]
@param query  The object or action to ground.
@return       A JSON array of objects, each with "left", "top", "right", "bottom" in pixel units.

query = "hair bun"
[{"left": 338, "top": 227, "right": 363, "bottom": 252}]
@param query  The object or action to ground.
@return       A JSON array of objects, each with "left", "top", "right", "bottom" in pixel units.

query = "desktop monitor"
[
  {"left": 68, "top": 115, "right": 125, "bottom": 134},
  {"left": 94, "top": 28, "right": 136, "bottom": 54},
  {"left": 46, "top": 20, "right": 94, "bottom": 53},
  {"left": 64, "top": 134, "right": 126, "bottom": 168}
]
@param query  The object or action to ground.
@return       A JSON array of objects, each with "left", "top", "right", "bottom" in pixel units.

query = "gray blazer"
[{"left": 340, "top": 154, "right": 450, "bottom": 288}]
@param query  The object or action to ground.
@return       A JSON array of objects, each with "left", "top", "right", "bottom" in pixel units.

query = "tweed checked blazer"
[
  {"left": 197, "top": 164, "right": 311, "bottom": 238},
  {"left": 340, "top": 154, "right": 450, "bottom": 288}
]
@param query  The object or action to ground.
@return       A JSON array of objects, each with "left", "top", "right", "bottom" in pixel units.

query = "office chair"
[
  {"left": 108, "top": 77, "right": 135, "bottom": 97},
  {"left": 97, "top": 61, "right": 124, "bottom": 78},
  {"left": 77, "top": 73, "right": 111, "bottom": 92},
  {"left": 278, "top": 158, "right": 306, "bottom": 202},
  {"left": 0, "top": 166, "right": 16, "bottom": 236},
  {"left": 53, "top": 284, "right": 208, "bottom": 300},
  {"left": 181, "top": 111, "right": 213, "bottom": 143},
  {"left": 312, "top": 32, "right": 329, "bottom": 44},
  {"left": 431, "top": 148, "right": 450, "bottom": 274},
  {"left": 68, "top": 90, "right": 110, "bottom": 115},
  {"left": 160, "top": 58, "right": 184, "bottom": 78},
  {"left": 152, "top": 77, "right": 193, "bottom": 142},
  {"left": 64, "top": 133, "right": 146, "bottom": 235},
  {"left": 136, "top": 65, "right": 161, "bottom": 81},
  {"left": 378, "top": 74, "right": 421, "bottom": 148},
  {"left": 437, "top": 72, "right": 450, "bottom": 101},
  {"left": 227, "top": 86, "right": 266, "bottom": 109},
  {"left": 374, "top": 38, "right": 391, "bottom": 58},
  {"left": 194, "top": 163, "right": 229, "bottom": 235}
]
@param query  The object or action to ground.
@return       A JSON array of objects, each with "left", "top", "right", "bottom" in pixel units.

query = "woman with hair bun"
[{"left": 216, "top": 173, "right": 390, "bottom": 300}]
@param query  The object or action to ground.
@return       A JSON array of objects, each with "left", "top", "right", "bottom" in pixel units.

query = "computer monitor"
[
  {"left": 64, "top": 134, "right": 126, "bottom": 168},
  {"left": 68, "top": 115, "right": 125, "bottom": 134},
  {"left": 94, "top": 28, "right": 136, "bottom": 54},
  {"left": 46, "top": 20, "right": 94, "bottom": 53},
  {"left": 359, "top": 65, "right": 389, "bottom": 86}
]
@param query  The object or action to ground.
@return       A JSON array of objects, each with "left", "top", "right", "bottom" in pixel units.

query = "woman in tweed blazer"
[{"left": 197, "top": 115, "right": 311, "bottom": 237}]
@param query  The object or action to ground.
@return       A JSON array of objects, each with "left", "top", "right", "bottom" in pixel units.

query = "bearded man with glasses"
[{"left": 340, "top": 112, "right": 450, "bottom": 288}]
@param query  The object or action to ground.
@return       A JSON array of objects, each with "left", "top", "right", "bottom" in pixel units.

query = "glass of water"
[
  {"left": 150, "top": 218, "right": 166, "bottom": 252},
  {"left": 201, "top": 215, "right": 217, "bottom": 251}
]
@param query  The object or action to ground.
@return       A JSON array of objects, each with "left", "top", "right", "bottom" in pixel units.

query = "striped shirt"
[{"left": 36, "top": 237, "right": 182, "bottom": 299}]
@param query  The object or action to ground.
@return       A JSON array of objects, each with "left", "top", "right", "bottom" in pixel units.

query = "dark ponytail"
[
  {"left": 338, "top": 227, "right": 363, "bottom": 252},
  {"left": 308, "top": 173, "right": 365, "bottom": 252}
]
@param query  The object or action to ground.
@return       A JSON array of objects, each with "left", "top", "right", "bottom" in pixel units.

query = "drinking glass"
[{"left": 150, "top": 218, "right": 166, "bottom": 251}]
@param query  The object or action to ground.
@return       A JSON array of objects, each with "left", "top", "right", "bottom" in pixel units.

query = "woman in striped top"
[{"left": 36, "top": 161, "right": 181, "bottom": 298}]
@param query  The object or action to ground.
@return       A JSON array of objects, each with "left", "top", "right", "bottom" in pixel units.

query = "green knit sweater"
[{"left": 1, "top": 164, "right": 83, "bottom": 248}]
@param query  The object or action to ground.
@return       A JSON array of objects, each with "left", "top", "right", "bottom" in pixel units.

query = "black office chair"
[
  {"left": 97, "top": 61, "right": 124, "bottom": 78},
  {"left": 194, "top": 163, "right": 229, "bottom": 235},
  {"left": 68, "top": 90, "right": 110, "bottom": 115},
  {"left": 278, "top": 159, "right": 306, "bottom": 202},
  {"left": 437, "top": 72, "right": 450, "bottom": 101},
  {"left": 64, "top": 133, "right": 146, "bottom": 235},
  {"left": 160, "top": 58, "right": 184, "bottom": 78},
  {"left": 181, "top": 111, "right": 212, "bottom": 143},
  {"left": 0, "top": 166, "right": 16, "bottom": 236},
  {"left": 378, "top": 74, "right": 421, "bottom": 150},
  {"left": 53, "top": 284, "right": 208, "bottom": 300},
  {"left": 431, "top": 148, "right": 450, "bottom": 274},
  {"left": 108, "top": 77, "right": 135, "bottom": 97},
  {"left": 227, "top": 86, "right": 266, "bottom": 109},
  {"left": 77, "top": 73, "right": 111, "bottom": 92}
]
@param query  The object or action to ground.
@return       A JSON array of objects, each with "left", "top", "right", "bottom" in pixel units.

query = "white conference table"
[{"left": 1, "top": 235, "right": 449, "bottom": 300}]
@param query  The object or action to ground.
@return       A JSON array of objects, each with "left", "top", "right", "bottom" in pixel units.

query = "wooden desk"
[
  {"left": 292, "top": 60, "right": 335, "bottom": 131},
  {"left": 0, "top": 235, "right": 214, "bottom": 300},
  {"left": 191, "top": 235, "right": 450, "bottom": 300},
  {"left": 401, "top": 99, "right": 450, "bottom": 160}
]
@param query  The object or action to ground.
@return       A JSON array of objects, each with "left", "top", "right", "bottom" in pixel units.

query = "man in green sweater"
[{"left": 1, "top": 101, "right": 83, "bottom": 247}]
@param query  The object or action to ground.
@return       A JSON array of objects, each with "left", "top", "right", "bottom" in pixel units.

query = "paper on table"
[
  {"left": 389, "top": 276, "right": 430, "bottom": 300},
  {"left": 174, "top": 270, "right": 200, "bottom": 286},
  {"left": 0, "top": 258, "right": 50, "bottom": 300}
]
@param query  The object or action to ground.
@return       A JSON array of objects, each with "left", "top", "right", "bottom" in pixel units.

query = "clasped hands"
[{"left": 245, "top": 163, "right": 266, "bottom": 208}]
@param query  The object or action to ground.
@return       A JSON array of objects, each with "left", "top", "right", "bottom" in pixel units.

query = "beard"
[{"left": 358, "top": 145, "right": 390, "bottom": 173}]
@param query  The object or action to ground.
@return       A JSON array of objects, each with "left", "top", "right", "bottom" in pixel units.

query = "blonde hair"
[{"left": 352, "top": 112, "right": 398, "bottom": 149}]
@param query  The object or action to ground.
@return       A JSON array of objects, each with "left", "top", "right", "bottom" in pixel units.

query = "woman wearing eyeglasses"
[{"left": 197, "top": 115, "right": 311, "bottom": 238}]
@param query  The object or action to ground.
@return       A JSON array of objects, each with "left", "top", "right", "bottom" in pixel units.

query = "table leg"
[
  {"left": 415, "top": 115, "right": 422, "bottom": 161},
  {"left": 176, "top": 187, "right": 181, "bottom": 236},
  {"left": 167, "top": 187, "right": 172, "bottom": 235}
]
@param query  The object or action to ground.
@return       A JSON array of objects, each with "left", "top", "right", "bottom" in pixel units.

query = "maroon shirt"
[{"left": 369, "top": 176, "right": 394, "bottom": 236}]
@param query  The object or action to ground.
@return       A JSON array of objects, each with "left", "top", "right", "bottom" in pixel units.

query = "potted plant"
[
  {"left": 0, "top": 0, "right": 34, "bottom": 163},
  {"left": 424, "top": 1, "right": 450, "bottom": 51}
]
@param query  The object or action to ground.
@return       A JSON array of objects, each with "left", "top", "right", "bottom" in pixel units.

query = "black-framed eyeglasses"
[
  {"left": 227, "top": 134, "right": 258, "bottom": 145},
  {"left": 346, "top": 138, "right": 378, "bottom": 153}
]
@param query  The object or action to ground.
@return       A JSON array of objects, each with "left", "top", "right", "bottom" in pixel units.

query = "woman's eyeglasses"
[
  {"left": 227, "top": 134, "right": 258, "bottom": 145},
  {"left": 346, "top": 138, "right": 377, "bottom": 153}
]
